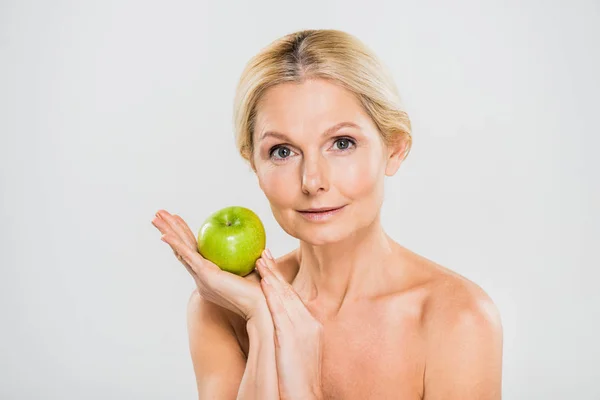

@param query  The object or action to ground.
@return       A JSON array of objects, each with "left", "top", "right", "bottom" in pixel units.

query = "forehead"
[{"left": 255, "top": 79, "right": 373, "bottom": 135}]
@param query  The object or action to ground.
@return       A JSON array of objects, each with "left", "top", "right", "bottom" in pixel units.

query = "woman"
[{"left": 152, "top": 29, "right": 503, "bottom": 399}]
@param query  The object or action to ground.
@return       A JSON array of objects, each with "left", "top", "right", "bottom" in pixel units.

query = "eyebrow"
[{"left": 259, "top": 121, "right": 361, "bottom": 142}]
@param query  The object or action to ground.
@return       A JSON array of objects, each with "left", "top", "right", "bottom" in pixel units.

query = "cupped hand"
[{"left": 151, "top": 209, "right": 266, "bottom": 321}]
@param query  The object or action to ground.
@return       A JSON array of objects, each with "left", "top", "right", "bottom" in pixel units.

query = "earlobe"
[
  {"left": 384, "top": 141, "right": 407, "bottom": 176},
  {"left": 385, "top": 157, "right": 402, "bottom": 176}
]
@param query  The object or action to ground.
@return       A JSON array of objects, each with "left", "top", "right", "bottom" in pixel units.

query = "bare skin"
[
  {"left": 222, "top": 241, "right": 501, "bottom": 399},
  {"left": 178, "top": 78, "right": 503, "bottom": 399}
]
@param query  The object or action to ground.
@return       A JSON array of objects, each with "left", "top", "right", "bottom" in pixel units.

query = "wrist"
[{"left": 246, "top": 304, "right": 273, "bottom": 334}]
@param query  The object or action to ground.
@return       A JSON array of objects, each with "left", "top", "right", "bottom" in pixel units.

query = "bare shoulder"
[
  {"left": 398, "top": 249, "right": 504, "bottom": 398},
  {"left": 186, "top": 288, "right": 243, "bottom": 344},
  {"left": 395, "top": 248, "right": 500, "bottom": 330},
  {"left": 389, "top": 244, "right": 502, "bottom": 336},
  {"left": 416, "top": 255, "right": 502, "bottom": 335},
  {"left": 186, "top": 289, "right": 247, "bottom": 398}
]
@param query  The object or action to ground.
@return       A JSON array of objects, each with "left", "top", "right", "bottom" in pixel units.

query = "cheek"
[
  {"left": 258, "top": 166, "right": 297, "bottom": 206},
  {"left": 333, "top": 150, "right": 383, "bottom": 198}
]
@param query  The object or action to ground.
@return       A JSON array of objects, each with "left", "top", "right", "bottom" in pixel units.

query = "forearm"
[{"left": 236, "top": 312, "right": 279, "bottom": 400}]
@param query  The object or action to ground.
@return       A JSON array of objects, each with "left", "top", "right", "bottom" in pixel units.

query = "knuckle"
[
  {"left": 190, "top": 262, "right": 202, "bottom": 275},
  {"left": 196, "top": 283, "right": 209, "bottom": 298}
]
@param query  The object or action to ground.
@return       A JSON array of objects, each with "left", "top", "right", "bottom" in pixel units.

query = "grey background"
[{"left": 1, "top": 0, "right": 598, "bottom": 399}]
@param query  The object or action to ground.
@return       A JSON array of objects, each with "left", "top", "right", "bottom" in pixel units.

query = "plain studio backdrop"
[{"left": 1, "top": 0, "right": 598, "bottom": 399}]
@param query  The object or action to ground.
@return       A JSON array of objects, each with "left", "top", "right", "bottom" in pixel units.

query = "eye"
[
  {"left": 270, "top": 146, "right": 295, "bottom": 160},
  {"left": 333, "top": 137, "right": 356, "bottom": 151}
]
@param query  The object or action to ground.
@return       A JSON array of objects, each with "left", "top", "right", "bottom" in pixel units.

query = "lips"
[
  {"left": 299, "top": 206, "right": 344, "bottom": 213},
  {"left": 297, "top": 205, "right": 346, "bottom": 221}
]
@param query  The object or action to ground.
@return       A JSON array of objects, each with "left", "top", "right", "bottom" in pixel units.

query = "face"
[{"left": 251, "top": 78, "right": 403, "bottom": 245}]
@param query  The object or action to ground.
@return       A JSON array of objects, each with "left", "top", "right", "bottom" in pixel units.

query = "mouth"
[{"left": 297, "top": 205, "right": 347, "bottom": 221}]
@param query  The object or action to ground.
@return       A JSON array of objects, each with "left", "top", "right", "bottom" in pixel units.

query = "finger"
[
  {"left": 156, "top": 229, "right": 198, "bottom": 278},
  {"left": 172, "top": 214, "right": 198, "bottom": 250},
  {"left": 152, "top": 212, "right": 177, "bottom": 239},
  {"left": 260, "top": 249, "right": 287, "bottom": 282},
  {"left": 177, "top": 254, "right": 198, "bottom": 278},
  {"left": 260, "top": 273, "right": 293, "bottom": 337},
  {"left": 257, "top": 250, "right": 296, "bottom": 300},
  {"left": 256, "top": 254, "right": 307, "bottom": 317},
  {"left": 161, "top": 232, "right": 219, "bottom": 276},
  {"left": 152, "top": 215, "right": 184, "bottom": 257},
  {"left": 152, "top": 212, "right": 202, "bottom": 273},
  {"left": 156, "top": 210, "right": 196, "bottom": 251}
]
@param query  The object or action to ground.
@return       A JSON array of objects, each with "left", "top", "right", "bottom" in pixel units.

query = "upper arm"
[
  {"left": 186, "top": 289, "right": 247, "bottom": 400},
  {"left": 423, "top": 292, "right": 503, "bottom": 400}
]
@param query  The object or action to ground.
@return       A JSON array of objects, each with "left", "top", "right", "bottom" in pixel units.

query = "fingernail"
[{"left": 265, "top": 249, "right": 273, "bottom": 260}]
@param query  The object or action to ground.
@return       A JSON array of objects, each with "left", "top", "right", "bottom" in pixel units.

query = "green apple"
[{"left": 197, "top": 206, "right": 266, "bottom": 276}]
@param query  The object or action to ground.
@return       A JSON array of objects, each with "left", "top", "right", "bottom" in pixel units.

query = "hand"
[
  {"left": 151, "top": 209, "right": 266, "bottom": 321},
  {"left": 255, "top": 249, "right": 324, "bottom": 400}
]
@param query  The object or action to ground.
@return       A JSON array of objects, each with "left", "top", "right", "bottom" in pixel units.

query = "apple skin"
[{"left": 197, "top": 206, "right": 266, "bottom": 276}]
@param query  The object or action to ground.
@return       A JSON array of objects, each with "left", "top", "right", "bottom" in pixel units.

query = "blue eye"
[
  {"left": 269, "top": 137, "right": 355, "bottom": 161},
  {"left": 270, "top": 146, "right": 294, "bottom": 160},
  {"left": 333, "top": 138, "right": 356, "bottom": 151}
]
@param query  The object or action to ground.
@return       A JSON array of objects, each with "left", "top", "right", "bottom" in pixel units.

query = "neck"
[{"left": 293, "top": 213, "right": 396, "bottom": 312}]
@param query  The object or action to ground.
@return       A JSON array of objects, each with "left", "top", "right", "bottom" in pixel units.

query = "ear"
[{"left": 384, "top": 139, "right": 408, "bottom": 177}]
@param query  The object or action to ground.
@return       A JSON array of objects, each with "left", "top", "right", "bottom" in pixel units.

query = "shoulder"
[
  {"left": 186, "top": 288, "right": 238, "bottom": 329},
  {"left": 392, "top": 249, "right": 503, "bottom": 400},
  {"left": 185, "top": 289, "right": 247, "bottom": 395},
  {"left": 375, "top": 244, "right": 502, "bottom": 343},
  {"left": 388, "top": 244, "right": 502, "bottom": 354},
  {"left": 388, "top": 244, "right": 501, "bottom": 330},
  {"left": 407, "top": 253, "right": 503, "bottom": 398},
  {"left": 420, "top": 262, "right": 502, "bottom": 339}
]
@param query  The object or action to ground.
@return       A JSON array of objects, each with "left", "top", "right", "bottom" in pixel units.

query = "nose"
[{"left": 301, "top": 153, "right": 330, "bottom": 195}]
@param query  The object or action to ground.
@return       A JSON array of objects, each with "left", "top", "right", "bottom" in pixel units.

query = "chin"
[
  {"left": 298, "top": 233, "right": 348, "bottom": 246},
  {"left": 272, "top": 205, "right": 364, "bottom": 245},
  {"left": 290, "top": 217, "right": 357, "bottom": 246}
]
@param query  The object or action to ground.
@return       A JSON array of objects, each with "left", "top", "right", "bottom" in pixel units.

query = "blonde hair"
[{"left": 233, "top": 29, "right": 412, "bottom": 165}]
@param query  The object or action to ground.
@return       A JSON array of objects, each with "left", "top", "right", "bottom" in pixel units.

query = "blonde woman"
[{"left": 152, "top": 29, "right": 503, "bottom": 399}]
